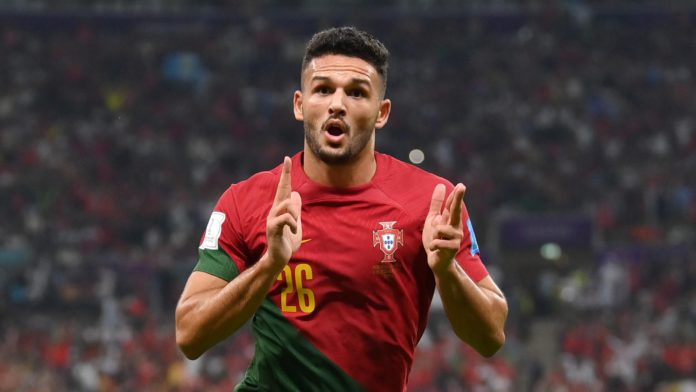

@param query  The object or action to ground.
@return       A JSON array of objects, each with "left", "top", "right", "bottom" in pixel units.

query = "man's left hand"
[{"left": 422, "top": 183, "right": 466, "bottom": 274}]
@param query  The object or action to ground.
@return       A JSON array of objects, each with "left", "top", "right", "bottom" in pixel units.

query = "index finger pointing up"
[
  {"left": 448, "top": 183, "right": 466, "bottom": 227},
  {"left": 273, "top": 156, "right": 292, "bottom": 205}
]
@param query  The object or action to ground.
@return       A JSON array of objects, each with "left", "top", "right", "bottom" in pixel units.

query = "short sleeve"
[
  {"left": 194, "top": 187, "right": 248, "bottom": 281},
  {"left": 455, "top": 203, "right": 488, "bottom": 282}
]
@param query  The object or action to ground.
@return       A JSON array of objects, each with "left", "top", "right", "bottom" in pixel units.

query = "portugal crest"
[{"left": 372, "top": 221, "right": 404, "bottom": 263}]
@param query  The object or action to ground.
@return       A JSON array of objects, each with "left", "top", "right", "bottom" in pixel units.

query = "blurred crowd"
[
  {"left": 1, "top": 4, "right": 695, "bottom": 391},
  {"left": 4, "top": 0, "right": 696, "bottom": 13}
]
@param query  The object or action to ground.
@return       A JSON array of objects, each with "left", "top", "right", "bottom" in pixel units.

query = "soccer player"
[{"left": 175, "top": 26, "right": 508, "bottom": 391}]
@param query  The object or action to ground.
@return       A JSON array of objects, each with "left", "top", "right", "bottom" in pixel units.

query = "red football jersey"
[{"left": 195, "top": 151, "right": 488, "bottom": 392}]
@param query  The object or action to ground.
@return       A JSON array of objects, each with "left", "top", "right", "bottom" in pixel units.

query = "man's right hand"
[
  {"left": 264, "top": 156, "right": 303, "bottom": 270},
  {"left": 176, "top": 157, "right": 302, "bottom": 359}
]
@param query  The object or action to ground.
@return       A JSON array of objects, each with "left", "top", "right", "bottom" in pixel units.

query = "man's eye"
[
  {"left": 349, "top": 90, "right": 365, "bottom": 97},
  {"left": 317, "top": 87, "right": 331, "bottom": 94}
]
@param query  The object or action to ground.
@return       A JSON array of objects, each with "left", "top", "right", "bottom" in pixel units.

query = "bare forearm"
[
  {"left": 176, "top": 255, "right": 281, "bottom": 359},
  {"left": 434, "top": 262, "right": 508, "bottom": 357}
]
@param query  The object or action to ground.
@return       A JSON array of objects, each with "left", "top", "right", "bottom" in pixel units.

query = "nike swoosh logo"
[{"left": 301, "top": 239, "right": 312, "bottom": 244}]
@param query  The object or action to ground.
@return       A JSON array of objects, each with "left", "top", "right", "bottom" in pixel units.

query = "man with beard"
[{"left": 175, "top": 26, "right": 508, "bottom": 391}]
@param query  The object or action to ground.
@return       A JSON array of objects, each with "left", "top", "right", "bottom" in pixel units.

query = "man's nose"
[{"left": 328, "top": 91, "right": 347, "bottom": 117}]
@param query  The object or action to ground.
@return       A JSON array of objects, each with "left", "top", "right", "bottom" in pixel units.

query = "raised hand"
[
  {"left": 422, "top": 183, "right": 466, "bottom": 274},
  {"left": 265, "top": 157, "right": 303, "bottom": 269}
]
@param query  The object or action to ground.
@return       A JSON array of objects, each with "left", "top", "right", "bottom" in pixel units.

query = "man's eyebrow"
[{"left": 311, "top": 76, "right": 372, "bottom": 86}]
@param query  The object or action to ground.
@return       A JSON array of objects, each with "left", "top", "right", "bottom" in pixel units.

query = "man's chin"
[{"left": 315, "top": 147, "right": 354, "bottom": 165}]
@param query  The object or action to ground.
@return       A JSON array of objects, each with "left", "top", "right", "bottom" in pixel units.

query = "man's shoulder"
[
  {"left": 373, "top": 152, "right": 454, "bottom": 216},
  {"left": 376, "top": 152, "right": 453, "bottom": 190},
  {"left": 219, "top": 163, "right": 284, "bottom": 206}
]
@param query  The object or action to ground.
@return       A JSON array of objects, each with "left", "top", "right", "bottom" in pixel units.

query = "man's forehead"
[{"left": 305, "top": 54, "right": 378, "bottom": 81}]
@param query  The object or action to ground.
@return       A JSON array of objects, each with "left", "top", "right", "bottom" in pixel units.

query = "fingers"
[
  {"left": 442, "top": 188, "right": 454, "bottom": 224},
  {"left": 429, "top": 183, "right": 466, "bottom": 226},
  {"left": 268, "top": 191, "right": 302, "bottom": 236},
  {"left": 430, "top": 223, "right": 463, "bottom": 242},
  {"left": 290, "top": 191, "right": 302, "bottom": 213},
  {"left": 290, "top": 191, "right": 302, "bottom": 238},
  {"left": 270, "top": 197, "right": 301, "bottom": 221},
  {"left": 426, "top": 215, "right": 463, "bottom": 253},
  {"left": 428, "top": 238, "right": 462, "bottom": 252},
  {"left": 428, "top": 184, "right": 446, "bottom": 217},
  {"left": 273, "top": 157, "right": 292, "bottom": 205},
  {"left": 268, "top": 155, "right": 302, "bottom": 237},
  {"left": 268, "top": 213, "right": 298, "bottom": 235},
  {"left": 448, "top": 183, "right": 466, "bottom": 227}
]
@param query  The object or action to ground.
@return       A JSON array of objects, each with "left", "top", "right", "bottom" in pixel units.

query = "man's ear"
[
  {"left": 293, "top": 90, "right": 304, "bottom": 121},
  {"left": 375, "top": 98, "right": 391, "bottom": 129}
]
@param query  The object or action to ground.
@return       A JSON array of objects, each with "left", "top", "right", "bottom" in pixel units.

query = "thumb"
[
  {"left": 290, "top": 191, "right": 302, "bottom": 212},
  {"left": 432, "top": 214, "right": 443, "bottom": 228},
  {"left": 428, "top": 184, "right": 446, "bottom": 217}
]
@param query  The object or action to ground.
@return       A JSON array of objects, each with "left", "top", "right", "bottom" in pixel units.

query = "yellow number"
[
  {"left": 276, "top": 263, "right": 315, "bottom": 314},
  {"left": 277, "top": 266, "right": 296, "bottom": 312},
  {"left": 295, "top": 263, "right": 315, "bottom": 313}
]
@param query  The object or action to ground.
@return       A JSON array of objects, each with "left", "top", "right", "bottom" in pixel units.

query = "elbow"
[
  {"left": 478, "top": 330, "right": 506, "bottom": 358},
  {"left": 477, "top": 297, "right": 509, "bottom": 357},
  {"left": 180, "top": 346, "right": 204, "bottom": 361},
  {"left": 175, "top": 310, "right": 206, "bottom": 360},
  {"left": 176, "top": 328, "right": 204, "bottom": 360},
  {"left": 457, "top": 327, "right": 506, "bottom": 358},
  {"left": 175, "top": 304, "right": 206, "bottom": 360}
]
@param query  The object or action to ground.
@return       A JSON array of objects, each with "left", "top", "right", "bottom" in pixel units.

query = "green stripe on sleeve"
[
  {"left": 236, "top": 299, "right": 365, "bottom": 392},
  {"left": 193, "top": 248, "right": 240, "bottom": 281}
]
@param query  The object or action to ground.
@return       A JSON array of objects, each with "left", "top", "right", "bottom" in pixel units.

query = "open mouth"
[
  {"left": 327, "top": 125, "right": 344, "bottom": 137},
  {"left": 323, "top": 119, "right": 348, "bottom": 143}
]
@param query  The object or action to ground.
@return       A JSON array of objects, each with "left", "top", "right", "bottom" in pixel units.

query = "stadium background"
[{"left": 1, "top": 1, "right": 695, "bottom": 391}]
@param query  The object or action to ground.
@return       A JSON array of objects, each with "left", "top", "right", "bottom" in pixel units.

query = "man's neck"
[{"left": 302, "top": 147, "right": 376, "bottom": 188}]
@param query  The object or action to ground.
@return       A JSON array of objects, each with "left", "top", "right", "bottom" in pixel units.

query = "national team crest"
[{"left": 372, "top": 221, "right": 404, "bottom": 263}]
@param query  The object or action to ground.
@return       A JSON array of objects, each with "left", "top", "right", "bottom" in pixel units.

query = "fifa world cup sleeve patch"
[
  {"left": 194, "top": 211, "right": 240, "bottom": 282},
  {"left": 199, "top": 211, "right": 226, "bottom": 250},
  {"left": 466, "top": 218, "right": 480, "bottom": 256}
]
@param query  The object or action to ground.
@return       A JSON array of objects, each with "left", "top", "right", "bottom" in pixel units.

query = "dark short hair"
[{"left": 302, "top": 26, "right": 389, "bottom": 91}]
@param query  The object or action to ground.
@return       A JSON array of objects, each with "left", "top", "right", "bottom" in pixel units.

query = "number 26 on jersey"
[{"left": 277, "top": 263, "right": 315, "bottom": 314}]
